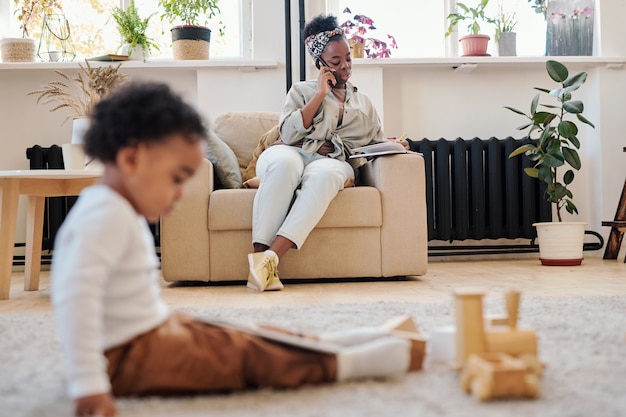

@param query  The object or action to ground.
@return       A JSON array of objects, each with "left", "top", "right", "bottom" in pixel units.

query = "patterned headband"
[{"left": 305, "top": 28, "right": 344, "bottom": 61}]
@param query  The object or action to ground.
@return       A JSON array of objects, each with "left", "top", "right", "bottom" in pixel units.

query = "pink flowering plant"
[{"left": 339, "top": 7, "right": 397, "bottom": 58}]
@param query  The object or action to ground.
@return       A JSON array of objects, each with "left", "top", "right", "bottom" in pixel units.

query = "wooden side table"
[
  {"left": 0, "top": 170, "right": 101, "bottom": 300},
  {"left": 602, "top": 147, "right": 626, "bottom": 262}
]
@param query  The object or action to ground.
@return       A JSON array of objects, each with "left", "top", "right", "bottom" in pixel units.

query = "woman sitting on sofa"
[{"left": 246, "top": 14, "right": 394, "bottom": 292}]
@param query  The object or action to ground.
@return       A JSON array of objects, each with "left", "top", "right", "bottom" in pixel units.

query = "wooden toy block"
[
  {"left": 454, "top": 289, "right": 487, "bottom": 364},
  {"left": 453, "top": 289, "right": 544, "bottom": 376},
  {"left": 460, "top": 352, "right": 539, "bottom": 401},
  {"left": 485, "top": 328, "right": 538, "bottom": 357}
]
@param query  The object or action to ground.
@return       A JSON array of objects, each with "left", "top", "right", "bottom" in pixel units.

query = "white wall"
[{"left": 1, "top": 0, "right": 625, "bottom": 257}]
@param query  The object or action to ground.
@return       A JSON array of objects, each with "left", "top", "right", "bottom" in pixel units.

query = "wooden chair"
[{"left": 602, "top": 147, "right": 626, "bottom": 262}]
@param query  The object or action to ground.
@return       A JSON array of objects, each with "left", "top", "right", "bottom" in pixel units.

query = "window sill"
[
  {"left": 0, "top": 59, "right": 278, "bottom": 71},
  {"left": 351, "top": 56, "right": 625, "bottom": 71}
]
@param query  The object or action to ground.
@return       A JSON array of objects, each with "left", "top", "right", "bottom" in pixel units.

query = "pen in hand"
[{"left": 396, "top": 132, "right": 408, "bottom": 143}]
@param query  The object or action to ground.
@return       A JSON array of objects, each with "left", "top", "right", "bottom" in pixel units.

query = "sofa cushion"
[
  {"left": 206, "top": 130, "right": 242, "bottom": 189},
  {"left": 208, "top": 187, "right": 382, "bottom": 230},
  {"left": 213, "top": 112, "right": 280, "bottom": 173}
]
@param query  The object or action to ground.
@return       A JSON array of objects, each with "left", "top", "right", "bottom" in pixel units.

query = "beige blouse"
[{"left": 278, "top": 80, "right": 384, "bottom": 161}]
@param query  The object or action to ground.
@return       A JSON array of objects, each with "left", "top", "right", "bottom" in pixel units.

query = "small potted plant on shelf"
[
  {"left": 112, "top": 0, "right": 159, "bottom": 61},
  {"left": 28, "top": 59, "right": 127, "bottom": 169},
  {"left": 1, "top": 0, "right": 61, "bottom": 62},
  {"left": 158, "top": 0, "right": 224, "bottom": 60},
  {"left": 339, "top": 7, "right": 397, "bottom": 59},
  {"left": 493, "top": 4, "right": 518, "bottom": 56},
  {"left": 506, "top": 60, "right": 595, "bottom": 266},
  {"left": 445, "top": 0, "right": 494, "bottom": 56}
]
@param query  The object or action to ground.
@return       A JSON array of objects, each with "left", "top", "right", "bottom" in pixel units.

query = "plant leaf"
[
  {"left": 504, "top": 106, "right": 526, "bottom": 116},
  {"left": 538, "top": 166, "right": 553, "bottom": 184},
  {"left": 563, "top": 147, "right": 581, "bottom": 170},
  {"left": 569, "top": 135, "right": 580, "bottom": 149},
  {"left": 577, "top": 113, "right": 596, "bottom": 128},
  {"left": 558, "top": 120, "right": 578, "bottom": 138},
  {"left": 530, "top": 93, "right": 539, "bottom": 115},
  {"left": 563, "top": 72, "right": 587, "bottom": 89},
  {"left": 564, "top": 169, "right": 575, "bottom": 184},
  {"left": 565, "top": 200, "right": 578, "bottom": 215},
  {"left": 524, "top": 167, "right": 539, "bottom": 178},
  {"left": 563, "top": 100, "right": 584, "bottom": 114},
  {"left": 546, "top": 60, "right": 568, "bottom": 82},
  {"left": 543, "top": 153, "right": 564, "bottom": 168},
  {"left": 509, "top": 144, "right": 535, "bottom": 158}
]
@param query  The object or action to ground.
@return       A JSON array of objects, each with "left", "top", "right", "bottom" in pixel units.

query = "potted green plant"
[
  {"left": 506, "top": 60, "right": 595, "bottom": 266},
  {"left": 445, "top": 0, "right": 494, "bottom": 56},
  {"left": 493, "top": 5, "right": 518, "bottom": 56},
  {"left": 158, "top": 0, "right": 223, "bottom": 60},
  {"left": 112, "top": 0, "right": 159, "bottom": 61},
  {"left": 339, "top": 7, "right": 398, "bottom": 59},
  {"left": 1, "top": 0, "right": 61, "bottom": 62}
]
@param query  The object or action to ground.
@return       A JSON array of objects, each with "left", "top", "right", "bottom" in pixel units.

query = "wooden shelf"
[
  {"left": 0, "top": 59, "right": 279, "bottom": 71},
  {"left": 351, "top": 56, "right": 626, "bottom": 71}
]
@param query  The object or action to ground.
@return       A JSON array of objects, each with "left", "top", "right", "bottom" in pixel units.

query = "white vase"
[
  {"left": 120, "top": 43, "right": 146, "bottom": 61},
  {"left": 61, "top": 143, "right": 86, "bottom": 170},
  {"left": 71, "top": 117, "right": 90, "bottom": 145},
  {"left": 533, "top": 222, "right": 587, "bottom": 266}
]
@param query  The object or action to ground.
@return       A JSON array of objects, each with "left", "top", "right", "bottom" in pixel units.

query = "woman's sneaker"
[{"left": 246, "top": 252, "right": 283, "bottom": 291}]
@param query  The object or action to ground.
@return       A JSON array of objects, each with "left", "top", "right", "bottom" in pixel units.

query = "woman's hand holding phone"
[{"left": 316, "top": 57, "right": 336, "bottom": 91}]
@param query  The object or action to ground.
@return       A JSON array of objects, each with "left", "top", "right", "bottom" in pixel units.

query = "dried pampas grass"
[{"left": 29, "top": 59, "right": 127, "bottom": 123}]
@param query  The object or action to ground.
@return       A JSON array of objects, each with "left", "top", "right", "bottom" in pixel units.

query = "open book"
[{"left": 349, "top": 141, "right": 407, "bottom": 158}]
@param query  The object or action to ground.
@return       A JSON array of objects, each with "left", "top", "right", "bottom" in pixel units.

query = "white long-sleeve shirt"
[
  {"left": 279, "top": 80, "right": 384, "bottom": 158},
  {"left": 51, "top": 185, "right": 169, "bottom": 399}
]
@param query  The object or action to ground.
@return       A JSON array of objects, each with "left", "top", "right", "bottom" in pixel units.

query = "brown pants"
[{"left": 105, "top": 313, "right": 337, "bottom": 396}]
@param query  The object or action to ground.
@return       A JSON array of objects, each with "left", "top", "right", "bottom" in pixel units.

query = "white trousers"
[{"left": 253, "top": 145, "right": 354, "bottom": 249}]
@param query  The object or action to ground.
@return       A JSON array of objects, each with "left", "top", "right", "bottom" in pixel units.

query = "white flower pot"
[
  {"left": 61, "top": 143, "right": 86, "bottom": 170},
  {"left": 120, "top": 43, "right": 146, "bottom": 61},
  {"left": 533, "top": 222, "right": 586, "bottom": 266},
  {"left": 71, "top": 117, "right": 90, "bottom": 145}
]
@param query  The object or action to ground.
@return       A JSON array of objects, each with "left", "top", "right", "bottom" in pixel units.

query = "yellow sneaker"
[{"left": 246, "top": 252, "right": 283, "bottom": 292}]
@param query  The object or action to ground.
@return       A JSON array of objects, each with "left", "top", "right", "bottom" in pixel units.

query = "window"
[
  {"left": 1, "top": 0, "right": 248, "bottom": 60},
  {"left": 326, "top": 0, "right": 548, "bottom": 57}
]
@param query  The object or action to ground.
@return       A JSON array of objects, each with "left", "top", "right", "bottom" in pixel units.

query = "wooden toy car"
[{"left": 460, "top": 352, "right": 539, "bottom": 401}]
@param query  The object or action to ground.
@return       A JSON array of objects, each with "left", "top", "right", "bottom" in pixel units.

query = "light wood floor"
[{"left": 2, "top": 256, "right": 624, "bottom": 314}]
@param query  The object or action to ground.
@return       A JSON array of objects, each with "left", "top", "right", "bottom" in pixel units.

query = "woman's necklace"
[{"left": 332, "top": 86, "right": 346, "bottom": 125}]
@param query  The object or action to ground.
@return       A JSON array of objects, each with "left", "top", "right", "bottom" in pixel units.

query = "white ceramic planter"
[
  {"left": 71, "top": 117, "right": 90, "bottom": 145},
  {"left": 533, "top": 222, "right": 586, "bottom": 266},
  {"left": 120, "top": 43, "right": 146, "bottom": 61}
]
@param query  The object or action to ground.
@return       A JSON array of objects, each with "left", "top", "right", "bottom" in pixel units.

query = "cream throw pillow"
[{"left": 206, "top": 130, "right": 243, "bottom": 189}]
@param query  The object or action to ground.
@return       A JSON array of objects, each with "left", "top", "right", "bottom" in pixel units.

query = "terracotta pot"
[
  {"left": 459, "top": 34, "right": 490, "bottom": 56},
  {"left": 349, "top": 39, "right": 365, "bottom": 58},
  {"left": 533, "top": 222, "right": 587, "bottom": 266}
]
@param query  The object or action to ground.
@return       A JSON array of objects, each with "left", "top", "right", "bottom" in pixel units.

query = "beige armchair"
[{"left": 160, "top": 112, "right": 428, "bottom": 283}]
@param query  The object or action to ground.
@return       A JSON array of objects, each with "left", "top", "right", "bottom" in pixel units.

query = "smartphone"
[{"left": 316, "top": 56, "right": 336, "bottom": 86}]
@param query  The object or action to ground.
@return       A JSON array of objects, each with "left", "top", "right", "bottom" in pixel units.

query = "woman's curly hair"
[
  {"left": 84, "top": 82, "right": 207, "bottom": 162},
  {"left": 303, "top": 14, "right": 341, "bottom": 40}
]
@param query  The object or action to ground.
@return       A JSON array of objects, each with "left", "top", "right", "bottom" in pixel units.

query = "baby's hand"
[{"left": 75, "top": 392, "right": 117, "bottom": 417}]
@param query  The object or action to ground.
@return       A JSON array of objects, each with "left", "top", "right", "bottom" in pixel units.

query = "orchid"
[{"left": 340, "top": 7, "right": 397, "bottom": 59}]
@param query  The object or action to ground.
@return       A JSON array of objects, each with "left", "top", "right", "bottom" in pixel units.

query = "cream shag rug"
[{"left": 1, "top": 296, "right": 625, "bottom": 417}]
